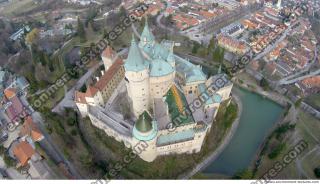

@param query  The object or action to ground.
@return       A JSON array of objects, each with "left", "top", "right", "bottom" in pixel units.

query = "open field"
[
  {"left": 0, "top": 0, "right": 39, "bottom": 17},
  {"left": 305, "top": 93, "right": 320, "bottom": 110},
  {"left": 254, "top": 110, "right": 320, "bottom": 179}
]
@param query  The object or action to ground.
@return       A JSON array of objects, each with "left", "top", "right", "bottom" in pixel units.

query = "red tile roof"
[
  {"left": 20, "top": 116, "right": 43, "bottom": 142},
  {"left": 94, "top": 58, "right": 123, "bottom": 91},
  {"left": 101, "top": 46, "right": 116, "bottom": 59},
  {"left": 75, "top": 58, "right": 124, "bottom": 101},
  {"left": 4, "top": 88, "right": 16, "bottom": 99},
  {"left": 13, "top": 141, "right": 36, "bottom": 166},
  {"left": 302, "top": 76, "right": 320, "bottom": 88}
]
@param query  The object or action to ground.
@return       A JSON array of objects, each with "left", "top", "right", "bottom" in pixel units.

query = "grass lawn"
[
  {"left": 0, "top": 0, "right": 39, "bottom": 17},
  {"left": 305, "top": 93, "right": 320, "bottom": 110},
  {"left": 301, "top": 148, "right": 320, "bottom": 178},
  {"left": 254, "top": 110, "right": 320, "bottom": 179}
]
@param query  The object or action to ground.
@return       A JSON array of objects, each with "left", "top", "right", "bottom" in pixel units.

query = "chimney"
[{"left": 101, "top": 70, "right": 105, "bottom": 76}]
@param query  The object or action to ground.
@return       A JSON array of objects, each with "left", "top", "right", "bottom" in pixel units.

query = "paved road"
[
  {"left": 156, "top": 13, "right": 174, "bottom": 34},
  {"left": 52, "top": 62, "right": 103, "bottom": 114},
  {"left": 52, "top": 48, "right": 128, "bottom": 114},
  {"left": 280, "top": 69, "right": 320, "bottom": 85}
]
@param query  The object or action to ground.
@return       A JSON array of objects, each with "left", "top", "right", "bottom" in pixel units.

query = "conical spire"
[
  {"left": 135, "top": 111, "right": 152, "bottom": 133},
  {"left": 124, "top": 34, "right": 147, "bottom": 72},
  {"left": 140, "top": 17, "right": 155, "bottom": 43}
]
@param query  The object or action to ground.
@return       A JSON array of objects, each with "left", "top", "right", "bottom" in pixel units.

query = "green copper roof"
[
  {"left": 167, "top": 50, "right": 175, "bottom": 64},
  {"left": 124, "top": 35, "right": 148, "bottom": 72},
  {"left": 213, "top": 93, "right": 222, "bottom": 103},
  {"left": 198, "top": 83, "right": 213, "bottom": 105},
  {"left": 157, "top": 129, "right": 195, "bottom": 146},
  {"left": 198, "top": 83, "right": 223, "bottom": 105},
  {"left": 140, "top": 19, "right": 155, "bottom": 44},
  {"left": 150, "top": 58, "right": 174, "bottom": 77},
  {"left": 174, "top": 55, "right": 207, "bottom": 83},
  {"left": 135, "top": 111, "right": 152, "bottom": 133},
  {"left": 133, "top": 111, "right": 158, "bottom": 141}
]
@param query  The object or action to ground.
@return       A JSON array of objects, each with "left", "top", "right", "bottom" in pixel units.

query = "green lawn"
[
  {"left": 305, "top": 93, "right": 320, "bottom": 110},
  {"left": 1, "top": 0, "right": 39, "bottom": 17}
]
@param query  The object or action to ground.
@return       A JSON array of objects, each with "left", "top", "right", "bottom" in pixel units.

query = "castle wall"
[{"left": 88, "top": 113, "right": 132, "bottom": 148}]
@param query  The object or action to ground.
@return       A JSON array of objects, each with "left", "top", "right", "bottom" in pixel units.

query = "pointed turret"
[
  {"left": 218, "top": 64, "right": 222, "bottom": 74},
  {"left": 124, "top": 34, "right": 148, "bottom": 72},
  {"left": 139, "top": 18, "right": 155, "bottom": 46},
  {"left": 135, "top": 111, "right": 152, "bottom": 133}
]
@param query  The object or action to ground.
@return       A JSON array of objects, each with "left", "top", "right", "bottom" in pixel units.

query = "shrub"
[
  {"left": 0, "top": 145, "right": 5, "bottom": 155},
  {"left": 268, "top": 143, "right": 286, "bottom": 159},
  {"left": 70, "top": 129, "right": 78, "bottom": 136},
  {"left": 3, "top": 153, "right": 16, "bottom": 167},
  {"left": 314, "top": 167, "right": 320, "bottom": 178},
  {"left": 67, "top": 117, "right": 76, "bottom": 126}
]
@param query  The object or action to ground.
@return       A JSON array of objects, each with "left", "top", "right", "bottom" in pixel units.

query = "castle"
[{"left": 75, "top": 21, "right": 233, "bottom": 162}]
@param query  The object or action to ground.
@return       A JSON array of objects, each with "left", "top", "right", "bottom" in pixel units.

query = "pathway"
[{"left": 156, "top": 13, "right": 174, "bottom": 34}]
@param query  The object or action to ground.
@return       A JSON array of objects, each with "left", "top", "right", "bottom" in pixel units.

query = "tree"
[
  {"left": 260, "top": 77, "right": 270, "bottom": 90},
  {"left": 0, "top": 145, "right": 5, "bottom": 155},
  {"left": 77, "top": 17, "right": 86, "bottom": 43},
  {"left": 295, "top": 98, "right": 303, "bottom": 108},
  {"left": 314, "top": 167, "right": 320, "bottom": 178},
  {"left": 0, "top": 19, "right": 5, "bottom": 29},
  {"left": 3, "top": 153, "right": 16, "bottom": 167},
  {"left": 232, "top": 169, "right": 253, "bottom": 179},
  {"left": 207, "top": 37, "right": 216, "bottom": 53},
  {"left": 80, "top": 84, "right": 87, "bottom": 93},
  {"left": 25, "top": 28, "right": 39, "bottom": 45},
  {"left": 268, "top": 143, "right": 286, "bottom": 159},
  {"left": 192, "top": 41, "right": 200, "bottom": 54},
  {"left": 119, "top": 6, "right": 127, "bottom": 17}
]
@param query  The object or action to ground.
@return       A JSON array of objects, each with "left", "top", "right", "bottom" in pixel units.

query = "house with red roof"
[
  {"left": 19, "top": 116, "right": 44, "bottom": 142},
  {"left": 2, "top": 88, "right": 27, "bottom": 125}
]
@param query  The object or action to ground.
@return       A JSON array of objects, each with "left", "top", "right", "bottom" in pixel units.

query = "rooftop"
[{"left": 13, "top": 141, "right": 36, "bottom": 166}]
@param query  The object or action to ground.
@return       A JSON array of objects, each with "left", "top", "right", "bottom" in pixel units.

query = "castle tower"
[
  {"left": 132, "top": 111, "right": 158, "bottom": 162},
  {"left": 101, "top": 46, "right": 117, "bottom": 70},
  {"left": 139, "top": 18, "right": 155, "bottom": 48},
  {"left": 124, "top": 35, "right": 150, "bottom": 117}
]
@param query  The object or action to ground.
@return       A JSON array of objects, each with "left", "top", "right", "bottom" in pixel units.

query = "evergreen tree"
[{"left": 77, "top": 17, "right": 86, "bottom": 43}]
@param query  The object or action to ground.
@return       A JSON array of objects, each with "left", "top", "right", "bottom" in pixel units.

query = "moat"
[{"left": 203, "top": 87, "right": 284, "bottom": 176}]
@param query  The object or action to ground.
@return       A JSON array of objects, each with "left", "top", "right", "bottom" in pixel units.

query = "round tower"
[
  {"left": 132, "top": 111, "right": 158, "bottom": 162},
  {"left": 124, "top": 35, "right": 150, "bottom": 117}
]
